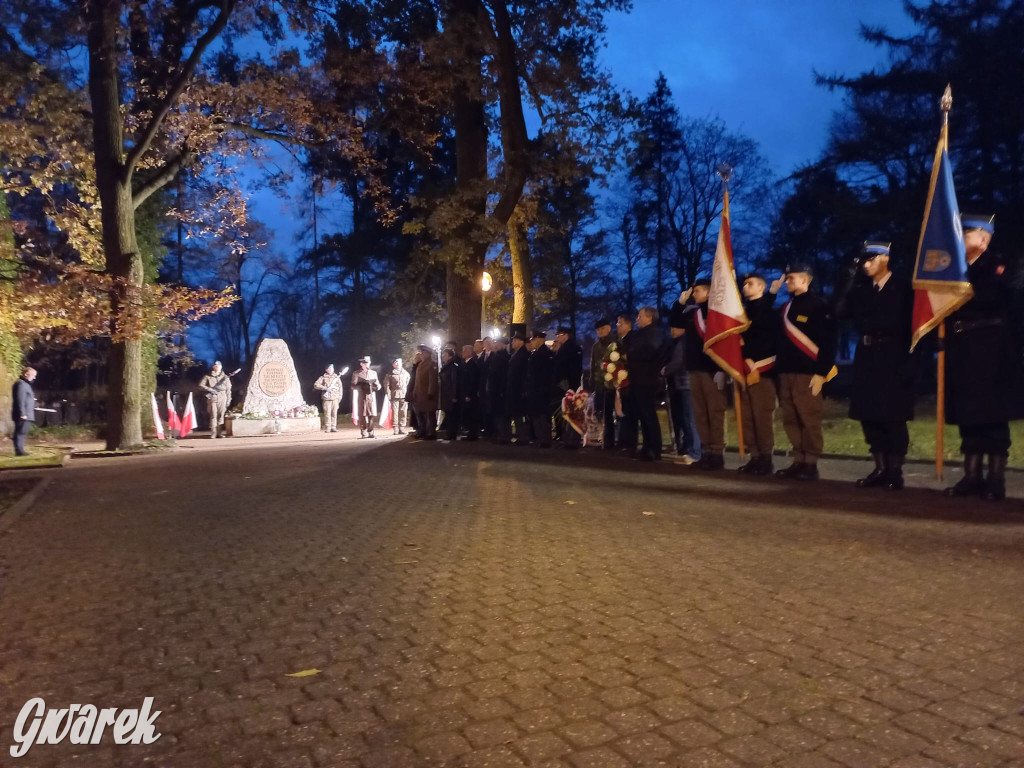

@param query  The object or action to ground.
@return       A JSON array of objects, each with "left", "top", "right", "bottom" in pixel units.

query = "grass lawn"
[
  {"left": 659, "top": 397, "right": 1024, "bottom": 467},
  {"left": 0, "top": 447, "right": 67, "bottom": 470}
]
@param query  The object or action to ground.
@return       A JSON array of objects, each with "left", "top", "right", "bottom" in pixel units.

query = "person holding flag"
[
  {"left": 836, "top": 241, "right": 915, "bottom": 491},
  {"left": 942, "top": 214, "right": 1024, "bottom": 501},
  {"left": 737, "top": 273, "right": 782, "bottom": 475},
  {"left": 774, "top": 264, "right": 837, "bottom": 481}
]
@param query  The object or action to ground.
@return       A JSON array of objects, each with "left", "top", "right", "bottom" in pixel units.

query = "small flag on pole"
[
  {"left": 703, "top": 187, "right": 750, "bottom": 383},
  {"left": 150, "top": 393, "right": 165, "bottom": 440},
  {"left": 179, "top": 393, "right": 197, "bottom": 438},
  {"left": 378, "top": 395, "right": 393, "bottom": 430},
  {"left": 910, "top": 112, "right": 973, "bottom": 351},
  {"left": 166, "top": 391, "right": 181, "bottom": 434}
]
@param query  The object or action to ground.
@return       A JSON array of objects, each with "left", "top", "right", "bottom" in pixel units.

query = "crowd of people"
[{"left": 361, "top": 214, "right": 1019, "bottom": 503}]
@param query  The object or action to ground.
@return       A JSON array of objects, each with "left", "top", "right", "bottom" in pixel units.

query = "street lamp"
[
  {"left": 491, "top": 326, "right": 500, "bottom": 339},
  {"left": 481, "top": 271, "right": 492, "bottom": 335}
]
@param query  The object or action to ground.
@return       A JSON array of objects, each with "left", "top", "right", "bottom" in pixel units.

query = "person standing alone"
[{"left": 11, "top": 366, "right": 37, "bottom": 456}]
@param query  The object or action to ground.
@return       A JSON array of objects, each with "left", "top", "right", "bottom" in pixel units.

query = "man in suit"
[
  {"left": 525, "top": 331, "right": 555, "bottom": 447},
  {"left": 629, "top": 307, "right": 664, "bottom": 461},
  {"left": 487, "top": 337, "right": 511, "bottom": 443},
  {"left": 505, "top": 332, "right": 530, "bottom": 444},
  {"left": 11, "top": 366, "right": 37, "bottom": 456}
]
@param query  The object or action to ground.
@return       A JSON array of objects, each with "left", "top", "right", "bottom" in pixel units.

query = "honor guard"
[
  {"left": 737, "top": 272, "right": 782, "bottom": 475},
  {"left": 682, "top": 278, "right": 727, "bottom": 470},
  {"left": 774, "top": 263, "right": 837, "bottom": 481},
  {"left": 525, "top": 330, "right": 555, "bottom": 447},
  {"left": 838, "top": 242, "right": 915, "bottom": 490},
  {"left": 943, "top": 214, "right": 1024, "bottom": 501},
  {"left": 351, "top": 356, "right": 381, "bottom": 438},
  {"left": 199, "top": 360, "right": 232, "bottom": 438},
  {"left": 313, "top": 364, "right": 343, "bottom": 432}
]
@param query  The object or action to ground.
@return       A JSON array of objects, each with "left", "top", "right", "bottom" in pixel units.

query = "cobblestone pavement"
[{"left": 2, "top": 432, "right": 1024, "bottom": 768}]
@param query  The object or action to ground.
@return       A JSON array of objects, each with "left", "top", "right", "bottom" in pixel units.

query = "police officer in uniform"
[
  {"left": 505, "top": 331, "right": 530, "bottom": 444},
  {"left": 774, "top": 263, "right": 837, "bottom": 481},
  {"left": 837, "top": 242, "right": 915, "bottom": 490},
  {"left": 737, "top": 273, "right": 782, "bottom": 475},
  {"left": 525, "top": 330, "right": 555, "bottom": 447},
  {"left": 944, "top": 214, "right": 1024, "bottom": 501}
]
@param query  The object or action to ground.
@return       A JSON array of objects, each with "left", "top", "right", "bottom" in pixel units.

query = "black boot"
[
  {"left": 775, "top": 462, "right": 804, "bottom": 479},
  {"left": 856, "top": 453, "right": 887, "bottom": 487},
  {"left": 884, "top": 454, "right": 905, "bottom": 491},
  {"left": 944, "top": 454, "right": 984, "bottom": 497},
  {"left": 983, "top": 453, "right": 1007, "bottom": 501}
]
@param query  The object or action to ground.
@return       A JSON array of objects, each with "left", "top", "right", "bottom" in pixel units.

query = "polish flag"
[
  {"left": 178, "top": 393, "right": 197, "bottom": 438},
  {"left": 150, "top": 393, "right": 165, "bottom": 439},
  {"left": 703, "top": 188, "right": 750, "bottom": 384},
  {"left": 166, "top": 391, "right": 181, "bottom": 434},
  {"left": 378, "top": 396, "right": 393, "bottom": 430}
]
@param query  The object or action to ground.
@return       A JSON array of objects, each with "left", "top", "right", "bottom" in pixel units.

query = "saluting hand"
[
  {"left": 769, "top": 276, "right": 784, "bottom": 294},
  {"left": 679, "top": 287, "right": 693, "bottom": 304}
]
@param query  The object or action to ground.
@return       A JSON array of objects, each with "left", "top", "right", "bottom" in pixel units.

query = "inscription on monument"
[{"left": 258, "top": 362, "right": 289, "bottom": 397}]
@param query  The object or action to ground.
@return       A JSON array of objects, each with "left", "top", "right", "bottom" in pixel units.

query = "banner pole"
[
  {"left": 734, "top": 380, "right": 745, "bottom": 458},
  {"left": 936, "top": 321, "right": 945, "bottom": 479}
]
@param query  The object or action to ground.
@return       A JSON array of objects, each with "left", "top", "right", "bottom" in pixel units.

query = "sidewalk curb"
[{"left": 0, "top": 475, "right": 53, "bottom": 534}]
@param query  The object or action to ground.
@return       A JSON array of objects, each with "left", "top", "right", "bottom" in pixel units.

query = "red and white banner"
[
  {"left": 179, "top": 393, "right": 197, "bottom": 438},
  {"left": 378, "top": 396, "right": 393, "bottom": 430},
  {"left": 166, "top": 391, "right": 181, "bottom": 434},
  {"left": 702, "top": 188, "right": 749, "bottom": 383},
  {"left": 150, "top": 393, "right": 165, "bottom": 440}
]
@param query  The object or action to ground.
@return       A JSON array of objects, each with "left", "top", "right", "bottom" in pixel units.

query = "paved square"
[{"left": 2, "top": 434, "right": 1023, "bottom": 767}]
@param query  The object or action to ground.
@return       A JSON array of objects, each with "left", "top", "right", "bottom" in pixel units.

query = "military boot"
[
  {"left": 856, "top": 453, "right": 887, "bottom": 487},
  {"left": 983, "top": 453, "right": 1007, "bottom": 501},
  {"left": 775, "top": 462, "right": 805, "bottom": 479},
  {"left": 944, "top": 454, "right": 984, "bottom": 497},
  {"left": 884, "top": 454, "right": 905, "bottom": 491}
]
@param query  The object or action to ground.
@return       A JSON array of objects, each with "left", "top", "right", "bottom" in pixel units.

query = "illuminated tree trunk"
[
  {"left": 87, "top": 0, "right": 144, "bottom": 449},
  {"left": 509, "top": 210, "right": 533, "bottom": 325}
]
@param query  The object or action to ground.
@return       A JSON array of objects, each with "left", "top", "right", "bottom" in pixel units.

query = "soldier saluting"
[
  {"left": 943, "top": 214, "right": 1024, "bottom": 501},
  {"left": 837, "top": 242, "right": 915, "bottom": 490}
]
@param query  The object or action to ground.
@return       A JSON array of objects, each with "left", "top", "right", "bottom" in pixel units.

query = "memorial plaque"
[
  {"left": 240, "top": 338, "right": 305, "bottom": 414},
  {"left": 258, "top": 362, "right": 289, "bottom": 397}
]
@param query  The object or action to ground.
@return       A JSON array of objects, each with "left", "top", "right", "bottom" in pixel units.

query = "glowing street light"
[
  {"left": 491, "top": 326, "right": 500, "bottom": 339},
  {"left": 481, "top": 271, "right": 492, "bottom": 292},
  {"left": 430, "top": 335, "right": 441, "bottom": 348}
]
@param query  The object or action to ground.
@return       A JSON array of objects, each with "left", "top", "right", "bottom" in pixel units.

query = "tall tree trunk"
[
  {"left": 509, "top": 209, "right": 533, "bottom": 325},
  {"left": 446, "top": 0, "right": 488, "bottom": 346},
  {"left": 88, "top": 0, "right": 144, "bottom": 449}
]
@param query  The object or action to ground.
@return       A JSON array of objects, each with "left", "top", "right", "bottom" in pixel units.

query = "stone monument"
[{"left": 225, "top": 338, "right": 321, "bottom": 436}]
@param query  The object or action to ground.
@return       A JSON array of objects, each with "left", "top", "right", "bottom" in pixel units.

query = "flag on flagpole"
[
  {"left": 703, "top": 188, "right": 750, "bottom": 383},
  {"left": 351, "top": 390, "right": 359, "bottom": 426},
  {"left": 910, "top": 122, "right": 973, "bottom": 351},
  {"left": 165, "top": 391, "right": 181, "bottom": 434},
  {"left": 378, "top": 395, "right": 393, "bottom": 430},
  {"left": 179, "top": 392, "right": 197, "bottom": 438},
  {"left": 150, "top": 393, "right": 165, "bottom": 439}
]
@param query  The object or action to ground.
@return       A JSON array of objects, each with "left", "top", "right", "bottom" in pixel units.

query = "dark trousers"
[
  {"left": 634, "top": 391, "right": 662, "bottom": 458},
  {"left": 493, "top": 411, "right": 512, "bottom": 443},
  {"left": 530, "top": 413, "right": 552, "bottom": 446},
  {"left": 462, "top": 399, "right": 480, "bottom": 440},
  {"left": 443, "top": 405, "right": 460, "bottom": 440},
  {"left": 13, "top": 418, "right": 31, "bottom": 455},
  {"left": 958, "top": 422, "right": 1011, "bottom": 456},
  {"left": 669, "top": 388, "right": 700, "bottom": 458},
  {"left": 601, "top": 390, "right": 617, "bottom": 448},
  {"left": 740, "top": 378, "right": 777, "bottom": 458},
  {"left": 861, "top": 420, "right": 909, "bottom": 455},
  {"left": 415, "top": 408, "right": 436, "bottom": 438},
  {"left": 619, "top": 389, "right": 638, "bottom": 450}
]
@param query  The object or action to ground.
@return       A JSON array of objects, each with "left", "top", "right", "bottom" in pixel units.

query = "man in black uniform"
[
  {"left": 505, "top": 332, "right": 530, "bottom": 444},
  {"left": 681, "top": 279, "right": 727, "bottom": 470},
  {"left": 589, "top": 318, "right": 617, "bottom": 450},
  {"left": 775, "top": 263, "right": 837, "bottom": 481},
  {"left": 486, "top": 337, "right": 510, "bottom": 443},
  {"left": 629, "top": 307, "right": 664, "bottom": 461},
  {"left": 459, "top": 345, "right": 482, "bottom": 441},
  {"left": 737, "top": 273, "right": 782, "bottom": 475},
  {"left": 552, "top": 327, "right": 583, "bottom": 443},
  {"left": 837, "top": 241, "right": 915, "bottom": 490},
  {"left": 525, "top": 330, "right": 555, "bottom": 447},
  {"left": 944, "top": 214, "right": 1024, "bottom": 501}
]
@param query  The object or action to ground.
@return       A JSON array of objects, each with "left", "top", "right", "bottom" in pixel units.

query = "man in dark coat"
[
  {"left": 505, "top": 332, "right": 530, "bottom": 444},
  {"left": 774, "top": 263, "right": 837, "bottom": 481},
  {"left": 663, "top": 305, "right": 699, "bottom": 463},
  {"left": 615, "top": 312, "right": 638, "bottom": 453},
  {"left": 589, "top": 318, "right": 617, "bottom": 449},
  {"left": 11, "top": 366, "right": 37, "bottom": 457},
  {"left": 487, "top": 337, "right": 511, "bottom": 443},
  {"left": 737, "top": 273, "right": 782, "bottom": 475},
  {"left": 837, "top": 241, "right": 915, "bottom": 490},
  {"left": 525, "top": 330, "right": 555, "bottom": 447},
  {"left": 681, "top": 279, "right": 727, "bottom": 469},
  {"left": 943, "top": 214, "right": 1024, "bottom": 501},
  {"left": 552, "top": 327, "right": 583, "bottom": 443},
  {"left": 459, "top": 345, "right": 482, "bottom": 441},
  {"left": 629, "top": 307, "right": 664, "bottom": 461},
  {"left": 438, "top": 348, "right": 461, "bottom": 440}
]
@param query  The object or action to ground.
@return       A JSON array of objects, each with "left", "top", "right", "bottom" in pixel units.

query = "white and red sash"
[
  {"left": 694, "top": 308, "right": 707, "bottom": 340},
  {"left": 782, "top": 301, "right": 820, "bottom": 360},
  {"left": 744, "top": 356, "right": 776, "bottom": 374}
]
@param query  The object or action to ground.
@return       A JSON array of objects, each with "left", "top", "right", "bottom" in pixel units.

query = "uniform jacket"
[
  {"left": 439, "top": 359, "right": 460, "bottom": 410},
  {"left": 412, "top": 358, "right": 438, "bottom": 411},
  {"left": 383, "top": 368, "right": 410, "bottom": 400},
  {"left": 776, "top": 291, "right": 837, "bottom": 376},
  {"left": 840, "top": 273, "right": 915, "bottom": 422},
  {"left": 351, "top": 368, "right": 381, "bottom": 396},
  {"left": 199, "top": 371, "right": 232, "bottom": 406},
  {"left": 682, "top": 303, "right": 720, "bottom": 374},
  {"left": 553, "top": 340, "right": 584, "bottom": 390},
  {"left": 12, "top": 378, "right": 34, "bottom": 421},
  {"left": 945, "top": 251, "right": 1024, "bottom": 425},
  {"left": 486, "top": 348, "right": 510, "bottom": 412},
  {"left": 505, "top": 346, "right": 529, "bottom": 417},
  {"left": 313, "top": 372, "right": 343, "bottom": 401},
  {"left": 741, "top": 293, "right": 780, "bottom": 370},
  {"left": 525, "top": 344, "right": 555, "bottom": 415},
  {"left": 460, "top": 356, "right": 481, "bottom": 403}
]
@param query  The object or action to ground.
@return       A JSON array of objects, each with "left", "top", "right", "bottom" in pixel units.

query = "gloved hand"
[
  {"left": 809, "top": 374, "right": 825, "bottom": 396},
  {"left": 713, "top": 372, "right": 727, "bottom": 390},
  {"left": 679, "top": 287, "right": 693, "bottom": 304}
]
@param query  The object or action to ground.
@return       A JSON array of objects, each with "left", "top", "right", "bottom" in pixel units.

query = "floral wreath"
[{"left": 600, "top": 341, "right": 629, "bottom": 390}]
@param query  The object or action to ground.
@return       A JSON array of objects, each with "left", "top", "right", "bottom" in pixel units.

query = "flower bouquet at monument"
[
  {"left": 560, "top": 386, "right": 593, "bottom": 446},
  {"left": 600, "top": 342, "right": 629, "bottom": 390}
]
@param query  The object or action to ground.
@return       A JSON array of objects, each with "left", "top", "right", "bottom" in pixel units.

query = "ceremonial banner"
[
  {"left": 179, "top": 393, "right": 197, "bottom": 438},
  {"left": 166, "top": 391, "right": 182, "bottom": 434},
  {"left": 150, "top": 394, "right": 165, "bottom": 440},
  {"left": 910, "top": 122, "right": 973, "bottom": 351},
  {"left": 703, "top": 189, "right": 749, "bottom": 383}
]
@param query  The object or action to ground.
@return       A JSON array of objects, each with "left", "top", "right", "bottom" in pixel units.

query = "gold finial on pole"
[
  {"left": 716, "top": 162, "right": 733, "bottom": 185},
  {"left": 941, "top": 84, "right": 952, "bottom": 125}
]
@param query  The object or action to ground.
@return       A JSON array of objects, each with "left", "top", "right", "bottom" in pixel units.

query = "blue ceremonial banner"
[{"left": 910, "top": 125, "right": 974, "bottom": 350}]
